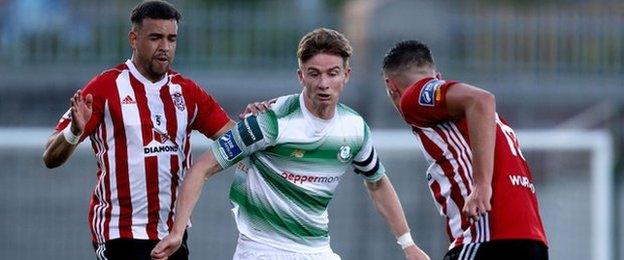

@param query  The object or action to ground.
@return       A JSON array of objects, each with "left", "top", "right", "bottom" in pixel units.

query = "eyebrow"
[
  {"left": 306, "top": 66, "right": 341, "bottom": 72},
  {"left": 148, "top": 33, "right": 177, "bottom": 38}
]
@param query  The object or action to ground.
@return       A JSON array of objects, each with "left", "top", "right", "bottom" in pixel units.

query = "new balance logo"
[{"left": 121, "top": 95, "right": 136, "bottom": 105}]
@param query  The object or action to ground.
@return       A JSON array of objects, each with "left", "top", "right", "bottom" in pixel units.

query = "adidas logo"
[{"left": 121, "top": 95, "right": 136, "bottom": 105}]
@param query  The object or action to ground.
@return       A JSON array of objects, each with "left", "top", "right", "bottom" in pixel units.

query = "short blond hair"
[{"left": 297, "top": 28, "right": 352, "bottom": 67}]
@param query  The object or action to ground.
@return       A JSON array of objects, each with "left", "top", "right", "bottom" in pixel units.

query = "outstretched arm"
[
  {"left": 43, "top": 90, "right": 93, "bottom": 168},
  {"left": 366, "top": 175, "right": 429, "bottom": 260},
  {"left": 446, "top": 83, "right": 496, "bottom": 220},
  {"left": 151, "top": 150, "right": 223, "bottom": 260}
]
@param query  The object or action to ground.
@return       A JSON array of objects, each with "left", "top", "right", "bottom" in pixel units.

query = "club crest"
[
  {"left": 337, "top": 145, "right": 352, "bottom": 163},
  {"left": 171, "top": 92, "right": 186, "bottom": 111}
]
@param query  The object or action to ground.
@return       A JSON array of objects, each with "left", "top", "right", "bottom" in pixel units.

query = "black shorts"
[
  {"left": 444, "top": 239, "right": 548, "bottom": 260},
  {"left": 92, "top": 231, "right": 189, "bottom": 260}
]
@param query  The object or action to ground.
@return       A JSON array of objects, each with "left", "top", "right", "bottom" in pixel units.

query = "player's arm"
[
  {"left": 43, "top": 90, "right": 93, "bottom": 168},
  {"left": 151, "top": 147, "right": 223, "bottom": 260},
  {"left": 152, "top": 113, "right": 277, "bottom": 260},
  {"left": 445, "top": 83, "right": 496, "bottom": 219},
  {"left": 210, "top": 120, "right": 236, "bottom": 139},
  {"left": 353, "top": 124, "right": 428, "bottom": 260},
  {"left": 365, "top": 176, "right": 430, "bottom": 260}
]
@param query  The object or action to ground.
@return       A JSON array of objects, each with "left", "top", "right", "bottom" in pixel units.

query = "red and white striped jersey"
[
  {"left": 399, "top": 77, "right": 547, "bottom": 250},
  {"left": 55, "top": 60, "right": 230, "bottom": 243}
]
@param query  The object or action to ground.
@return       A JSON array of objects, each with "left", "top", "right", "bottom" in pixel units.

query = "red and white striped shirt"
[
  {"left": 399, "top": 77, "right": 547, "bottom": 250},
  {"left": 55, "top": 60, "right": 230, "bottom": 243}
]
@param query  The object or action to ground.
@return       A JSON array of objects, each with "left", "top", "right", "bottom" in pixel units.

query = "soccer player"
[
  {"left": 42, "top": 1, "right": 234, "bottom": 259},
  {"left": 381, "top": 40, "right": 548, "bottom": 259},
  {"left": 151, "top": 28, "right": 429, "bottom": 260}
]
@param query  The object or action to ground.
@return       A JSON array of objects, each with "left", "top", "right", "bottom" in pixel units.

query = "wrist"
[
  {"left": 62, "top": 125, "right": 81, "bottom": 145},
  {"left": 396, "top": 232, "right": 416, "bottom": 250},
  {"left": 473, "top": 181, "right": 491, "bottom": 189}
]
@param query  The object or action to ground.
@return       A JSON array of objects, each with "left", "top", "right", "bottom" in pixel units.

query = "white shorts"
[{"left": 232, "top": 234, "right": 341, "bottom": 260}]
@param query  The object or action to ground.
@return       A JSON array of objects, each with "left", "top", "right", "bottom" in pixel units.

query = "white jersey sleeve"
[
  {"left": 351, "top": 123, "right": 385, "bottom": 182},
  {"left": 210, "top": 111, "right": 279, "bottom": 169}
]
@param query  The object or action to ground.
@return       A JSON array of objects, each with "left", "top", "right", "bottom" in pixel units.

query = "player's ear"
[
  {"left": 128, "top": 27, "right": 137, "bottom": 50},
  {"left": 297, "top": 69, "right": 304, "bottom": 86},
  {"left": 344, "top": 67, "right": 351, "bottom": 84},
  {"left": 435, "top": 72, "right": 442, "bottom": 79}
]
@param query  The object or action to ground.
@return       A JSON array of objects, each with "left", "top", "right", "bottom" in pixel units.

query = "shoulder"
[
  {"left": 400, "top": 78, "right": 443, "bottom": 108},
  {"left": 337, "top": 103, "right": 364, "bottom": 124},
  {"left": 83, "top": 63, "right": 127, "bottom": 94},
  {"left": 270, "top": 94, "right": 301, "bottom": 118},
  {"left": 169, "top": 71, "right": 202, "bottom": 90},
  {"left": 338, "top": 103, "right": 367, "bottom": 133}
]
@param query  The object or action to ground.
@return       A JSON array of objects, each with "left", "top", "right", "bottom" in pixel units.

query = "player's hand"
[
  {"left": 238, "top": 98, "right": 277, "bottom": 119},
  {"left": 150, "top": 232, "right": 183, "bottom": 260},
  {"left": 404, "top": 244, "right": 430, "bottom": 260},
  {"left": 462, "top": 184, "right": 492, "bottom": 221},
  {"left": 69, "top": 89, "right": 93, "bottom": 136}
]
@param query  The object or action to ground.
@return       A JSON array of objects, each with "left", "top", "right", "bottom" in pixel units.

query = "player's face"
[
  {"left": 298, "top": 53, "right": 350, "bottom": 114},
  {"left": 129, "top": 18, "right": 177, "bottom": 82}
]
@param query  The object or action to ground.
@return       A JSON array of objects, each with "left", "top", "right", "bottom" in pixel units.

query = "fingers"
[
  {"left": 151, "top": 243, "right": 169, "bottom": 260},
  {"left": 239, "top": 101, "right": 273, "bottom": 119},
  {"left": 85, "top": 94, "right": 94, "bottom": 108},
  {"left": 484, "top": 199, "right": 492, "bottom": 212},
  {"left": 70, "top": 90, "right": 83, "bottom": 109}
]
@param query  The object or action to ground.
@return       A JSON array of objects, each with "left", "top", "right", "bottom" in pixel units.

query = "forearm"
[
  {"left": 465, "top": 94, "right": 496, "bottom": 187},
  {"left": 170, "top": 150, "right": 223, "bottom": 236},
  {"left": 366, "top": 175, "right": 410, "bottom": 236},
  {"left": 43, "top": 131, "right": 79, "bottom": 168}
]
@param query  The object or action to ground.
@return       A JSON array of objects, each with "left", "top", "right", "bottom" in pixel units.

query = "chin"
[{"left": 150, "top": 65, "right": 169, "bottom": 77}]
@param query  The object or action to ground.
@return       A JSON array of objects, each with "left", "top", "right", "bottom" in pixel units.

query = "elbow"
[
  {"left": 365, "top": 175, "right": 387, "bottom": 191},
  {"left": 481, "top": 90, "right": 496, "bottom": 106},
  {"left": 43, "top": 156, "right": 58, "bottom": 169},
  {"left": 42, "top": 151, "right": 61, "bottom": 169},
  {"left": 472, "top": 90, "right": 496, "bottom": 113}
]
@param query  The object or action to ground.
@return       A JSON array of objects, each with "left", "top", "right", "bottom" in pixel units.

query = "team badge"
[
  {"left": 171, "top": 92, "right": 186, "bottom": 111},
  {"left": 337, "top": 145, "right": 352, "bottom": 163}
]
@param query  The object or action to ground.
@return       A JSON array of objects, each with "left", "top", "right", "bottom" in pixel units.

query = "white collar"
[{"left": 125, "top": 59, "right": 169, "bottom": 88}]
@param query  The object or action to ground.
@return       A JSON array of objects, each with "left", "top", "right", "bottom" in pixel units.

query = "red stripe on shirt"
[
  {"left": 144, "top": 156, "right": 160, "bottom": 239},
  {"left": 161, "top": 85, "right": 180, "bottom": 231},
  {"left": 109, "top": 79, "right": 133, "bottom": 239}
]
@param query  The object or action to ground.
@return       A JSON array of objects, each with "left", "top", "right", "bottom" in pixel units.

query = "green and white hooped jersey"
[{"left": 211, "top": 94, "right": 385, "bottom": 253}]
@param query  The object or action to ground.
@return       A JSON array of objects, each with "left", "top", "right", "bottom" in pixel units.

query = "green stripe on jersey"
[
  {"left": 251, "top": 155, "right": 332, "bottom": 212},
  {"left": 229, "top": 172, "right": 329, "bottom": 238}
]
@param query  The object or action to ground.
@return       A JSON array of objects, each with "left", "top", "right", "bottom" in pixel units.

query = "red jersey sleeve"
[
  {"left": 399, "top": 77, "right": 458, "bottom": 127},
  {"left": 54, "top": 74, "right": 107, "bottom": 141},
  {"left": 190, "top": 83, "right": 230, "bottom": 138}
]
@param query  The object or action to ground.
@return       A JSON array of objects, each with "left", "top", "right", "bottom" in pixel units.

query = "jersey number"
[{"left": 496, "top": 116, "right": 526, "bottom": 160}]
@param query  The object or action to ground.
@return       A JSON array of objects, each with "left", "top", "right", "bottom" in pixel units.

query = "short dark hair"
[
  {"left": 297, "top": 28, "right": 352, "bottom": 67},
  {"left": 382, "top": 40, "right": 435, "bottom": 74},
  {"left": 131, "top": 0, "right": 181, "bottom": 27}
]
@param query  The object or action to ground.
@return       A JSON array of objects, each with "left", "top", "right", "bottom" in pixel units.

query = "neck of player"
[
  {"left": 131, "top": 57, "right": 166, "bottom": 83},
  {"left": 304, "top": 97, "right": 335, "bottom": 120}
]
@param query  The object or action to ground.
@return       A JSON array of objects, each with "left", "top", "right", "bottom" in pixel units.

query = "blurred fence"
[
  {"left": 454, "top": 2, "right": 624, "bottom": 75},
  {"left": 0, "top": 1, "right": 621, "bottom": 75},
  {"left": 0, "top": 0, "right": 337, "bottom": 70}
]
